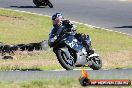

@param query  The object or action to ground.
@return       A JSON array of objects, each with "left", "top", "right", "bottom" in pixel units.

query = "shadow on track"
[
  {"left": 9, "top": 6, "right": 45, "bottom": 8},
  {"left": 114, "top": 26, "right": 132, "bottom": 28}
]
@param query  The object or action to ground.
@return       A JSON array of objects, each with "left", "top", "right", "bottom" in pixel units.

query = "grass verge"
[
  {"left": 0, "top": 78, "right": 131, "bottom": 88},
  {"left": 0, "top": 8, "right": 132, "bottom": 70}
]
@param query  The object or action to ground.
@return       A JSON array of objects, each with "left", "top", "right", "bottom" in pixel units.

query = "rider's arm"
[
  {"left": 48, "top": 28, "right": 58, "bottom": 47},
  {"left": 48, "top": 26, "right": 63, "bottom": 47}
]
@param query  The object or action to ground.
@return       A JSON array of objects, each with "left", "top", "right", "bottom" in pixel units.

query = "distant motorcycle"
[
  {"left": 48, "top": 25, "right": 102, "bottom": 70},
  {"left": 33, "top": 0, "right": 53, "bottom": 8}
]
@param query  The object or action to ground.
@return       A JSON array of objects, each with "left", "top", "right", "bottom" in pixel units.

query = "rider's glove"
[
  {"left": 50, "top": 36, "right": 57, "bottom": 42},
  {"left": 48, "top": 36, "right": 57, "bottom": 47}
]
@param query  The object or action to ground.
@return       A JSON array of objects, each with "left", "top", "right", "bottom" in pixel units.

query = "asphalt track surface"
[
  {"left": 0, "top": 0, "right": 132, "bottom": 80},
  {"left": 0, "top": 69, "right": 132, "bottom": 81}
]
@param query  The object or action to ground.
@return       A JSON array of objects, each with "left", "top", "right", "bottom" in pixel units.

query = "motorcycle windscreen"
[{"left": 65, "top": 35, "right": 83, "bottom": 52}]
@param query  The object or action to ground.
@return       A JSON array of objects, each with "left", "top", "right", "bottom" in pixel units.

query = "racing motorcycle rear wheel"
[
  {"left": 56, "top": 47, "right": 75, "bottom": 70},
  {"left": 33, "top": 0, "right": 41, "bottom": 7}
]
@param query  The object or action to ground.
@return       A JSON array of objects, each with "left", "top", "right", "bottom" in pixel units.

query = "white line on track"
[
  {"left": 120, "top": 0, "right": 132, "bottom": 2},
  {"left": 0, "top": 8, "right": 132, "bottom": 37},
  {"left": 120, "top": 0, "right": 128, "bottom": 1}
]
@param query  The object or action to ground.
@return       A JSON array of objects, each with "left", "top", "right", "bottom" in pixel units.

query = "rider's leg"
[
  {"left": 75, "top": 33, "right": 94, "bottom": 55},
  {"left": 82, "top": 34, "right": 94, "bottom": 55}
]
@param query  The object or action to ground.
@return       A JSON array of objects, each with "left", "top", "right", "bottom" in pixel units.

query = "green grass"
[
  {"left": 77, "top": 25, "right": 132, "bottom": 52},
  {"left": 0, "top": 9, "right": 51, "bottom": 44},
  {"left": 0, "top": 8, "right": 132, "bottom": 70},
  {"left": 0, "top": 78, "right": 131, "bottom": 88}
]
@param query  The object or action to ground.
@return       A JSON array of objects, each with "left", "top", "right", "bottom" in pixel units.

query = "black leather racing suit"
[
  {"left": 48, "top": 20, "right": 74, "bottom": 47},
  {"left": 48, "top": 20, "right": 92, "bottom": 54}
]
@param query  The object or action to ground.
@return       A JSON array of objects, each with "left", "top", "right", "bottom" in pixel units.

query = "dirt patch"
[
  {"left": 0, "top": 15, "right": 24, "bottom": 21},
  {"left": 102, "top": 50, "right": 132, "bottom": 69},
  {"left": 0, "top": 50, "right": 60, "bottom": 70},
  {"left": 14, "top": 50, "right": 43, "bottom": 56},
  {"left": 1, "top": 50, "right": 132, "bottom": 70},
  {"left": 0, "top": 58, "right": 59, "bottom": 67},
  {"left": 0, "top": 16, "right": 10, "bottom": 21},
  {"left": 0, "top": 50, "right": 45, "bottom": 57}
]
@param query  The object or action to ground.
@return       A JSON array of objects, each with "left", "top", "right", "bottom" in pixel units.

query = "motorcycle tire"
[
  {"left": 56, "top": 48, "right": 75, "bottom": 70},
  {"left": 47, "top": 1, "right": 53, "bottom": 8},
  {"left": 89, "top": 56, "right": 102, "bottom": 70},
  {"left": 33, "top": 0, "right": 41, "bottom": 7}
]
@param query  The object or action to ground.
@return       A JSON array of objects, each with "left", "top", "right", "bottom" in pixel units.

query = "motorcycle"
[
  {"left": 33, "top": 0, "right": 53, "bottom": 8},
  {"left": 48, "top": 26, "right": 102, "bottom": 70}
]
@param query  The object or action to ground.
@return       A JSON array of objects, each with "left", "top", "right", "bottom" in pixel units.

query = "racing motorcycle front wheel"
[
  {"left": 55, "top": 47, "right": 75, "bottom": 70},
  {"left": 47, "top": 1, "right": 53, "bottom": 8}
]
